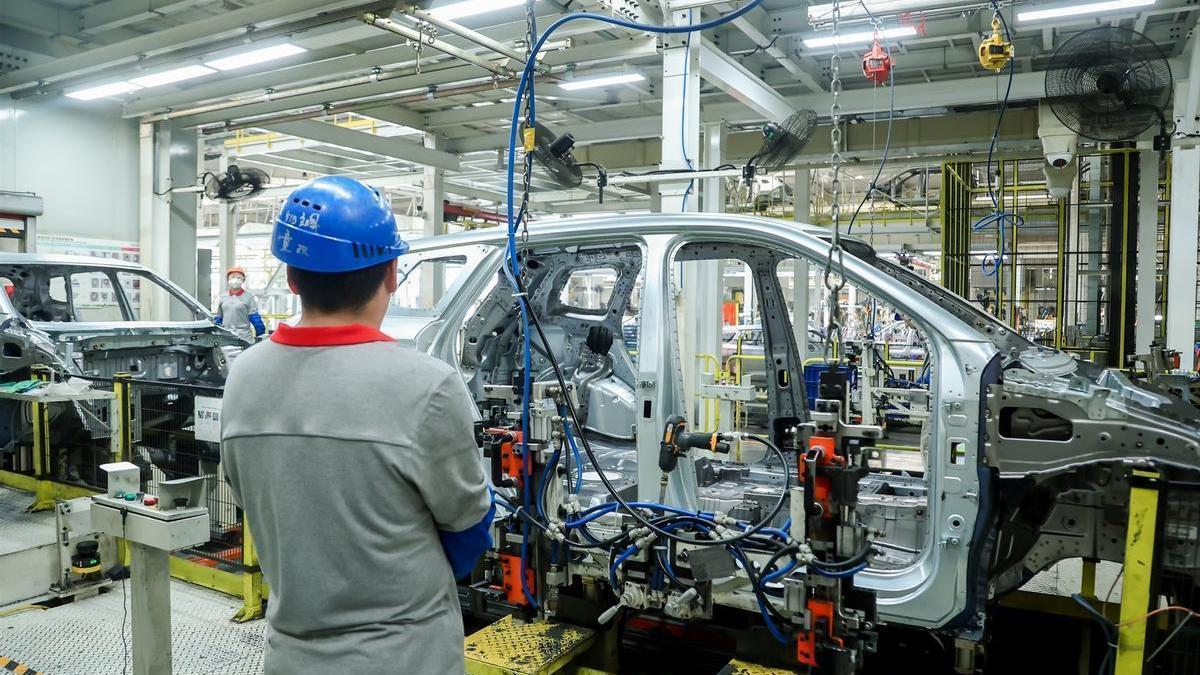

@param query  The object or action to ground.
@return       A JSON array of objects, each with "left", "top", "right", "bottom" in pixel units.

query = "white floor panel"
[{"left": 0, "top": 581, "right": 266, "bottom": 675}]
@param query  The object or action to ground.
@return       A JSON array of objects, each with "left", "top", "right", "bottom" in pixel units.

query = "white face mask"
[{"left": 228, "top": 276, "right": 245, "bottom": 290}]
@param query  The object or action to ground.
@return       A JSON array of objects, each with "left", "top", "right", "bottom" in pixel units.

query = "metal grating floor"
[
  {"left": 1023, "top": 558, "right": 1123, "bottom": 602},
  {"left": 0, "top": 581, "right": 266, "bottom": 675},
  {"left": 0, "top": 485, "right": 55, "bottom": 556}
]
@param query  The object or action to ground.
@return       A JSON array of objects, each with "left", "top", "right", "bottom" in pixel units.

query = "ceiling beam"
[
  {"left": 0, "top": 0, "right": 80, "bottom": 38},
  {"left": 261, "top": 119, "right": 462, "bottom": 171},
  {"left": 358, "top": 103, "right": 426, "bottom": 129},
  {"left": 80, "top": 0, "right": 212, "bottom": 35},
  {"left": 714, "top": 2, "right": 824, "bottom": 92},
  {"left": 449, "top": 71, "right": 1050, "bottom": 152},
  {"left": 0, "top": 0, "right": 369, "bottom": 93},
  {"left": 698, "top": 37, "right": 794, "bottom": 122}
]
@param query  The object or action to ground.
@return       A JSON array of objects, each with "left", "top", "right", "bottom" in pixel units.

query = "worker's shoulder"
[{"left": 366, "top": 341, "right": 458, "bottom": 383}]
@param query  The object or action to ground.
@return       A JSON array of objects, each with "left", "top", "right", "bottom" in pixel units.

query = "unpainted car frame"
[{"left": 320, "top": 214, "right": 1200, "bottom": 635}]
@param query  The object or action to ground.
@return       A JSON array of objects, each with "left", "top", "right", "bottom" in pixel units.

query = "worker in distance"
[
  {"left": 213, "top": 266, "right": 266, "bottom": 342},
  {"left": 221, "top": 175, "right": 494, "bottom": 673}
]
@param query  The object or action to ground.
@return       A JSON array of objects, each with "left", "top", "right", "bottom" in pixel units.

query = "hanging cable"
[
  {"left": 846, "top": 0, "right": 895, "bottom": 235},
  {"left": 681, "top": 19, "right": 697, "bottom": 210},
  {"left": 974, "top": 1, "right": 1023, "bottom": 299}
]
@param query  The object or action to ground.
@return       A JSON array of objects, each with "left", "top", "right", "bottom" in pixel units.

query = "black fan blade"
[{"left": 1045, "top": 26, "right": 1172, "bottom": 142}]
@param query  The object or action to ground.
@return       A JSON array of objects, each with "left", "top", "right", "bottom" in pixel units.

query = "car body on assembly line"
[
  {"left": 0, "top": 254, "right": 246, "bottom": 486},
  {"left": 271, "top": 213, "right": 1200, "bottom": 635}
]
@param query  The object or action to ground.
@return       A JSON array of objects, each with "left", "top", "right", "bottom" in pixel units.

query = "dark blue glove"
[{"left": 438, "top": 498, "right": 496, "bottom": 580}]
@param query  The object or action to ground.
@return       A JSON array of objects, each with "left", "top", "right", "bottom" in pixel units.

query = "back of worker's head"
[{"left": 271, "top": 176, "right": 408, "bottom": 316}]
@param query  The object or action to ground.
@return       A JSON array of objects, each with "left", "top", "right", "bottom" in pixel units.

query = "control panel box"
[{"left": 91, "top": 494, "right": 209, "bottom": 551}]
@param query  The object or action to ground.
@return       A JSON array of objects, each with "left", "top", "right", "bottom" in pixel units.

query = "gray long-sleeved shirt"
[
  {"left": 221, "top": 322, "right": 491, "bottom": 674},
  {"left": 215, "top": 290, "right": 260, "bottom": 342}
]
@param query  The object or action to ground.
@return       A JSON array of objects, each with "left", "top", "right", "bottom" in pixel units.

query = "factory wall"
[{"left": 0, "top": 97, "right": 139, "bottom": 243}]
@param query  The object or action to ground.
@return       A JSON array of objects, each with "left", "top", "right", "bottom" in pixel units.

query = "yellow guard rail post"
[
  {"left": 232, "top": 517, "right": 266, "bottom": 622},
  {"left": 112, "top": 372, "right": 133, "bottom": 565},
  {"left": 1114, "top": 468, "right": 1162, "bottom": 675}
]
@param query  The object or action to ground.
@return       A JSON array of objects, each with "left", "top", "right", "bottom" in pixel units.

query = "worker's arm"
[
  {"left": 413, "top": 370, "right": 494, "bottom": 579},
  {"left": 213, "top": 298, "right": 223, "bottom": 326},
  {"left": 247, "top": 295, "right": 266, "bottom": 337}
]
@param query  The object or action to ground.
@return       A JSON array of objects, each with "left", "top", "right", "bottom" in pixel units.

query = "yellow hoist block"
[{"left": 978, "top": 15, "right": 1014, "bottom": 72}]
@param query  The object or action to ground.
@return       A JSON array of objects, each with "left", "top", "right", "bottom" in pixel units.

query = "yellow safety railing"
[{"left": 694, "top": 353, "right": 722, "bottom": 433}]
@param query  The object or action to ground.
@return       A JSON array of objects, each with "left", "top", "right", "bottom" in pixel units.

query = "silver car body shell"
[
  {"left": 384, "top": 214, "right": 997, "bottom": 629},
  {"left": 0, "top": 253, "right": 243, "bottom": 379},
  {"left": 293, "top": 213, "right": 1200, "bottom": 630}
]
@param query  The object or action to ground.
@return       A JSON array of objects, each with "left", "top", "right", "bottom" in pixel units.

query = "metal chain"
[
  {"left": 821, "top": 0, "right": 846, "bottom": 365},
  {"left": 518, "top": 0, "right": 537, "bottom": 291}
]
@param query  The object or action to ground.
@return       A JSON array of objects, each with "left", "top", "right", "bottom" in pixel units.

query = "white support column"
[
  {"left": 139, "top": 121, "right": 171, "bottom": 321},
  {"left": 1134, "top": 150, "right": 1159, "bottom": 354},
  {"left": 794, "top": 169, "right": 812, "bottom": 357},
  {"left": 130, "top": 543, "right": 172, "bottom": 675},
  {"left": 1167, "top": 73, "right": 1200, "bottom": 360},
  {"left": 681, "top": 122, "right": 725, "bottom": 425},
  {"left": 658, "top": 10, "right": 700, "bottom": 214},
  {"left": 420, "top": 132, "right": 446, "bottom": 308},
  {"left": 1167, "top": 146, "right": 1200, "bottom": 358}
]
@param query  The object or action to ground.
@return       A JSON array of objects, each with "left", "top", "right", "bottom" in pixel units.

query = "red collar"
[
  {"left": 270, "top": 323, "right": 394, "bottom": 347},
  {"left": 228, "top": 288, "right": 245, "bottom": 296}
]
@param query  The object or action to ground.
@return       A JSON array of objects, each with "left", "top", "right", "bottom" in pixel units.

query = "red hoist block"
[{"left": 862, "top": 38, "right": 892, "bottom": 85}]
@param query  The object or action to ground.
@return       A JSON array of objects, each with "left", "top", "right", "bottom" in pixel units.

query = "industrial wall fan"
[
  {"left": 519, "top": 121, "right": 608, "bottom": 201},
  {"left": 1044, "top": 25, "right": 1172, "bottom": 146},
  {"left": 743, "top": 109, "right": 818, "bottom": 184},
  {"left": 202, "top": 165, "right": 270, "bottom": 202}
]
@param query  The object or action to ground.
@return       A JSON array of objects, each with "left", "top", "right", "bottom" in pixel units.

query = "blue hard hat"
[{"left": 271, "top": 176, "right": 409, "bottom": 273}]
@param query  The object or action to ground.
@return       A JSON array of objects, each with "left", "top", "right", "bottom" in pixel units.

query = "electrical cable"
[
  {"left": 1117, "top": 605, "right": 1198, "bottom": 627},
  {"left": 730, "top": 544, "right": 790, "bottom": 642},
  {"left": 120, "top": 509, "right": 130, "bottom": 675},
  {"left": 619, "top": 164, "right": 738, "bottom": 177},
  {"left": 681, "top": 20, "right": 696, "bottom": 210},
  {"left": 812, "top": 561, "right": 869, "bottom": 578},
  {"left": 1072, "top": 593, "right": 1116, "bottom": 675},
  {"left": 503, "top": 0, "right": 768, "bottom": 238},
  {"left": 974, "top": 1, "right": 1023, "bottom": 290},
  {"left": 561, "top": 408, "right": 584, "bottom": 494},
  {"left": 846, "top": 26, "right": 895, "bottom": 235},
  {"left": 1146, "top": 610, "right": 1195, "bottom": 662}
]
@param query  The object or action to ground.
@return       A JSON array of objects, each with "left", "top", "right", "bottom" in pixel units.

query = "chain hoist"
[{"left": 822, "top": 0, "right": 846, "bottom": 365}]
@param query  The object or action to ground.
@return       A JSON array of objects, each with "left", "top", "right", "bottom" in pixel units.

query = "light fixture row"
[{"left": 66, "top": 44, "right": 307, "bottom": 101}]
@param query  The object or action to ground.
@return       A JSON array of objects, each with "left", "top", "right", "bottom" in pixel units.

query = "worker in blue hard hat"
[{"left": 219, "top": 175, "right": 493, "bottom": 674}]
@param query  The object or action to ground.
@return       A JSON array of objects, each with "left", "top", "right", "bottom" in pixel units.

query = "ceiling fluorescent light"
[
  {"left": 803, "top": 26, "right": 917, "bottom": 48},
  {"left": 206, "top": 44, "right": 307, "bottom": 71},
  {"left": 559, "top": 73, "right": 645, "bottom": 91},
  {"left": 430, "top": 0, "right": 528, "bottom": 21},
  {"left": 129, "top": 65, "right": 215, "bottom": 88},
  {"left": 1017, "top": 0, "right": 1154, "bottom": 22},
  {"left": 65, "top": 81, "right": 142, "bottom": 101}
]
